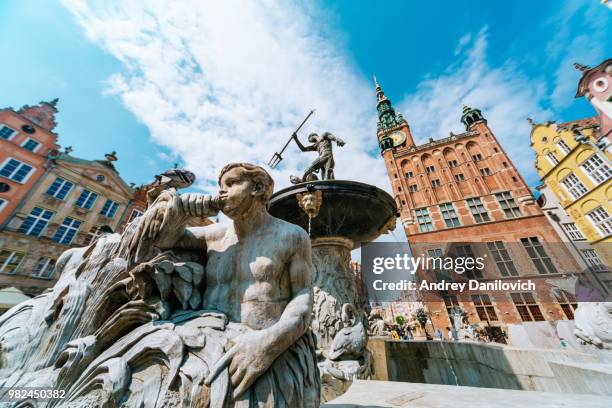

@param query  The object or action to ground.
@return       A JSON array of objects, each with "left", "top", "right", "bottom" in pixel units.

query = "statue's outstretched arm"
[
  {"left": 324, "top": 132, "right": 345, "bottom": 146},
  {"left": 126, "top": 189, "right": 222, "bottom": 258},
  {"left": 292, "top": 133, "right": 316, "bottom": 152}
]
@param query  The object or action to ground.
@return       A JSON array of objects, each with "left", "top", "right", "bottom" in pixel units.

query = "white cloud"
[
  {"left": 398, "top": 27, "right": 552, "bottom": 186},
  {"left": 61, "top": 0, "right": 389, "bottom": 195}
]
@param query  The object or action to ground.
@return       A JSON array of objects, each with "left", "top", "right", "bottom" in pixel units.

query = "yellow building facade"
[{"left": 531, "top": 117, "right": 612, "bottom": 267}]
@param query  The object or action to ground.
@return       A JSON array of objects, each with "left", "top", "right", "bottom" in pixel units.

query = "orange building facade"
[
  {"left": 373, "top": 79, "right": 586, "bottom": 337},
  {"left": 0, "top": 100, "right": 60, "bottom": 226}
]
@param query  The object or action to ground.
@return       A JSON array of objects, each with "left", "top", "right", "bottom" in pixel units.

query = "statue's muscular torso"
[
  {"left": 183, "top": 217, "right": 306, "bottom": 330},
  {"left": 315, "top": 137, "right": 333, "bottom": 157}
]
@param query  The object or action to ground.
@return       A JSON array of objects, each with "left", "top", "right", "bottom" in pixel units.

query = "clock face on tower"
[{"left": 388, "top": 130, "right": 407, "bottom": 147}]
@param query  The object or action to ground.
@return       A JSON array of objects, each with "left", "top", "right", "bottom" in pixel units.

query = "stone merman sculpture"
[
  {"left": 328, "top": 304, "right": 367, "bottom": 361},
  {"left": 0, "top": 163, "right": 320, "bottom": 407},
  {"left": 290, "top": 132, "right": 345, "bottom": 184}
]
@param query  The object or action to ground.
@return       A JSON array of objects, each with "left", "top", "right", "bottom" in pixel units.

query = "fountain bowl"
[{"left": 268, "top": 180, "right": 398, "bottom": 249}]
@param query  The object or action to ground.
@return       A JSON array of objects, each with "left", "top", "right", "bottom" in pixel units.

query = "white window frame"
[
  {"left": 587, "top": 206, "right": 612, "bottom": 237},
  {"left": 581, "top": 249, "right": 608, "bottom": 272},
  {"left": 100, "top": 199, "right": 119, "bottom": 218},
  {"left": 0, "top": 249, "right": 26, "bottom": 274},
  {"left": 84, "top": 225, "right": 103, "bottom": 246},
  {"left": 0, "top": 124, "right": 17, "bottom": 141},
  {"left": 546, "top": 152, "right": 559, "bottom": 166},
  {"left": 0, "top": 198, "right": 7, "bottom": 212},
  {"left": 0, "top": 157, "right": 36, "bottom": 184},
  {"left": 128, "top": 209, "right": 144, "bottom": 222},
  {"left": 561, "top": 223, "right": 585, "bottom": 241},
  {"left": 32, "top": 257, "right": 56, "bottom": 278},
  {"left": 580, "top": 153, "right": 612, "bottom": 185},
  {"left": 53, "top": 217, "right": 82, "bottom": 245},
  {"left": 20, "top": 207, "right": 54, "bottom": 237},
  {"left": 75, "top": 189, "right": 98, "bottom": 210},
  {"left": 46, "top": 177, "right": 74, "bottom": 200},
  {"left": 557, "top": 140, "right": 571, "bottom": 155},
  {"left": 561, "top": 172, "right": 588, "bottom": 199},
  {"left": 20, "top": 137, "right": 41, "bottom": 153}
]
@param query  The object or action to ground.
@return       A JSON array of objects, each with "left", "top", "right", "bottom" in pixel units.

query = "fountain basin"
[{"left": 268, "top": 180, "right": 398, "bottom": 249}]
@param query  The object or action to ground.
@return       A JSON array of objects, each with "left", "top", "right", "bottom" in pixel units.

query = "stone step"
[{"left": 323, "top": 380, "right": 611, "bottom": 408}]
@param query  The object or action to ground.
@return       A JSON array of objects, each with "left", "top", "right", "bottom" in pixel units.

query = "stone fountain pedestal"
[
  {"left": 269, "top": 180, "right": 398, "bottom": 402},
  {"left": 311, "top": 237, "right": 357, "bottom": 348}
]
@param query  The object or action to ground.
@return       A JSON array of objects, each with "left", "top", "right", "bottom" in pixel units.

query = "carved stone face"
[
  {"left": 219, "top": 167, "right": 257, "bottom": 219},
  {"left": 297, "top": 190, "right": 323, "bottom": 219}
]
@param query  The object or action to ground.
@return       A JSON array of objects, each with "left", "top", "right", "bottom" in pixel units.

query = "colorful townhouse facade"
[
  {"left": 531, "top": 119, "right": 611, "bottom": 268},
  {"left": 0, "top": 99, "right": 138, "bottom": 300},
  {"left": 0, "top": 99, "right": 60, "bottom": 225},
  {"left": 530, "top": 58, "right": 612, "bottom": 269},
  {"left": 0, "top": 99, "right": 212, "bottom": 307},
  {"left": 0, "top": 148, "right": 136, "bottom": 297}
]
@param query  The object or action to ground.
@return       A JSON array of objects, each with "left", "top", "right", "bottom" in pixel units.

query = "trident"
[{"left": 267, "top": 109, "right": 316, "bottom": 168}]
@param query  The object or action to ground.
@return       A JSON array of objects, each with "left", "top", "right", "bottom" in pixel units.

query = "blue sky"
[{"left": 1, "top": 0, "right": 610, "bottom": 191}]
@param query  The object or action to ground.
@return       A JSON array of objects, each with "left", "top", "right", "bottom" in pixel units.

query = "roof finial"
[
  {"left": 527, "top": 117, "right": 535, "bottom": 127},
  {"left": 574, "top": 63, "right": 590, "bottom": 72},
  {"left": 105, "top": 151, "right": 118, "bottom": 162}
]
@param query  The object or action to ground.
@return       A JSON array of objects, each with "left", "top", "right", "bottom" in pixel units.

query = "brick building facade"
[
  {"left": 373, "top": 78, "right": 586, "bottom": 336},
  {"left": 0, "top": 100, "right": 60, "bottom": 225}
]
